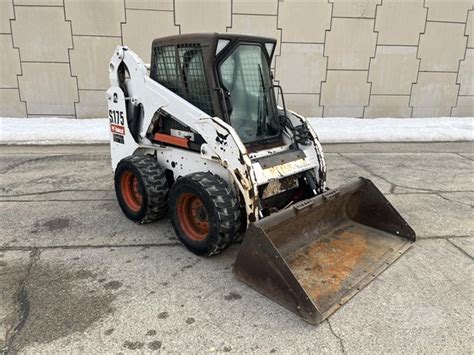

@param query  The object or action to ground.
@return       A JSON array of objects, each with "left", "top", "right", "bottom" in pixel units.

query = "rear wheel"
[
  {"left": 169, "top": 172, "right": 241, "bottom": 256},
  {"left": 115, "top": 155, "right": 168, "bottom": 223}
]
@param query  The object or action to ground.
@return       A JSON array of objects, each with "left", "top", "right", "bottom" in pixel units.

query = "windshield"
[{"left": 218, "top": 44, "right": 279, "bottom": 144}]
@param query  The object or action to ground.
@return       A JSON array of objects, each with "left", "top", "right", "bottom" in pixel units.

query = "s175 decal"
[{"left": 109, "top": 109, "right": 124, "bottom": 125}]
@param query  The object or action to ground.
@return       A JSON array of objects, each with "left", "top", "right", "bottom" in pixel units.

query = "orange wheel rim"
[
  {"left": 120, "top": 170, "right": 142, "bottom": 212},
  {"left": 176, "top": 192, "right": 209, "bottom": 241}
]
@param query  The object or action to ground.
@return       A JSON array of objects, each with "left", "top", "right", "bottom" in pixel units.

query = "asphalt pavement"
[{"left": 0, "top": 143, "right": 472, "bottom": 353}]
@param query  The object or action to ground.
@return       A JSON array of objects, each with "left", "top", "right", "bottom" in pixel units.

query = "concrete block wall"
[{"left": 0, "top": 0, "right": 472, "bottom": 118}]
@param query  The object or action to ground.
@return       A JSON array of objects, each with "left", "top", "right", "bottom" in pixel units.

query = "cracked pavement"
[{"left": 0, "top": 143, "right": 473, "bottom": 353}]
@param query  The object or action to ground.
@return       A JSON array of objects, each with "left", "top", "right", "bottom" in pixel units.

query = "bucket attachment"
[{"left": 233, "top": 178, "right": 415, "bottom": 325}]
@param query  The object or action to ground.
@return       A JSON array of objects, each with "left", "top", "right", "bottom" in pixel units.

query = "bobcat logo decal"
[{"left": 215, "top": 131, "right": 229, "bottom": 146}]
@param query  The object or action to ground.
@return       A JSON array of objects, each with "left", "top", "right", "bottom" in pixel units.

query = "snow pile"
[
  {"left": 308, "top": 117, "right": 474, "bottom": 143},
  {"left": 0, "top": 116, "right": 473, "bottom": 145},
  {"left": 1, "top": 117, "right": 108, "bottom": 145}
]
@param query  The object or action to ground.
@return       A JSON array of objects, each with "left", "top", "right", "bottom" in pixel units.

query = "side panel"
[
  {"left": 106, "top": 86, "right": 138, "bottom": 170},
  {"left": 152, "top": 146, "right": 231, "bottom": 183}
]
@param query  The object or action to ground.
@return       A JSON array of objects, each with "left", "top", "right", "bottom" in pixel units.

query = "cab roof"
[{"left": 152, "top": 32, "right": 277, "bottom": 48}]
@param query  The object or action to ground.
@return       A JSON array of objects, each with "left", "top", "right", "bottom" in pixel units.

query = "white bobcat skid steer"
[{"left": 107, "top": 33, "right": 415, "bottom": 325}]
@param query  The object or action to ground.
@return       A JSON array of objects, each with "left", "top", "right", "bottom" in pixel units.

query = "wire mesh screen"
[
  {"left": 151, "top": 43, "right": 214, "bottom": 116},
  {"left": 152, "top": 45, "right": 182, "bottom": 95}
]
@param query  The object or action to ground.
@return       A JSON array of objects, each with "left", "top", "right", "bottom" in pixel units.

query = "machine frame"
[{"left": 107, "top": 41, "right": 326, "bottom": 224}]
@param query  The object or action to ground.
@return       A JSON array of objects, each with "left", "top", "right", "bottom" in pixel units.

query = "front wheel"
[{"left": 169, "top": 172, "right": 241, "bottom": 256}]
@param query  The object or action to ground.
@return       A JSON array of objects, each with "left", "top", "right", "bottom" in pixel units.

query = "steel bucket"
[{"left": 233, "top": 178, "right": 415, "bottom": 325}]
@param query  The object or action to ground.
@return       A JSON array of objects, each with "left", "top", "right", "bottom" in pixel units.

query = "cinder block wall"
[{"left": 1, "top": 0, "right": 472, "bottom": 118}]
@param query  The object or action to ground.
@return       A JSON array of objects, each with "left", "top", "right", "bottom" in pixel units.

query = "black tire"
[
  {"left": 114, "top": 155, "right": 168, "bottom": 223},
  {"left": 169, "top": 172, "right": 241, "bottom": 256}
]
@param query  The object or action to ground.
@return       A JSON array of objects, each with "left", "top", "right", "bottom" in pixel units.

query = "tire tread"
[
  {"left": 118, "top": 155, "right": 168, "bottom": 223},
  {"left": 171, "top": 172, "right": 241, "bottom": 256}
]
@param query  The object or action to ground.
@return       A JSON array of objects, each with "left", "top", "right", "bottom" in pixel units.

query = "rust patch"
[{"left": 286, "top": 228, "right": 369, "bottom": 313}]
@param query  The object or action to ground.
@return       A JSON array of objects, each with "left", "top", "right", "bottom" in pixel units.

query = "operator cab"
[{"left": 150, "top": 33, "right": 282, "bottom": 150}]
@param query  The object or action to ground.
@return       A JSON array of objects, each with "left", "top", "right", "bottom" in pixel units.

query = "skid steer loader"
[{"left": 106, "top": 33, "right": 415, "bottom": 325}]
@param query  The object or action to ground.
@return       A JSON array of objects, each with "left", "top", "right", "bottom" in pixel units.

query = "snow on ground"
[
  {"left": 1, "top": 117, "right": 108, "bottom": 145},
  {"left": 308, "top": 117, "right": 474, "bottom": 143},
  {"left": 0, "top": 116, "right": 473, "bottom": 145}
]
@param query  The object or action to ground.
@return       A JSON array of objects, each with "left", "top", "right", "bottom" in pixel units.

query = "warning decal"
[{"left": 110, "top": 124, "right": 125, "bottom": 135}]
